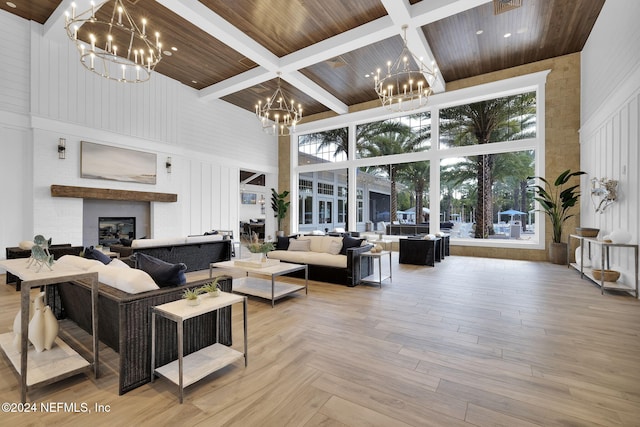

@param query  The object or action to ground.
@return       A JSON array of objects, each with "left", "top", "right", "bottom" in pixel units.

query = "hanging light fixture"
[
  {"left": 374, "top": 25, "right": 438, "bottom": 112},
  {"left": 255, "top": 73, "right": 302, "bottom": 137},
  {"left": 64, "top": 0, "right": 162, "bottom": 83}
]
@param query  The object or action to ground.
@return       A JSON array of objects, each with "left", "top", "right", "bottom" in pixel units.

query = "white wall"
[
  {"left": 580, "top": 0, "right": 640, "bottom": 295},
  {"left": 0, "top": 11, "right": 277, "bottom": 260}
]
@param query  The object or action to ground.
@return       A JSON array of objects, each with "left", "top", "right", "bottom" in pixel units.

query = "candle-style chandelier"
[
  {"left": 65, "top": 0, "right": 162, "bottom": 83},
  {"left": 255, "top": 73, "right": 302, "bottom": 137},
  {"left": 374, "top": 25, "right": 438, "bottom": 112}
]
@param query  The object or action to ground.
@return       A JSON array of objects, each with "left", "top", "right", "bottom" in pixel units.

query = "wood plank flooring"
[{"left": 1, "top": 254, "right": 639, "bottom": 426}]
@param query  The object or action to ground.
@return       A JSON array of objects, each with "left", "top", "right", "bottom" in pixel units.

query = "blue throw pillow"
[
  {"left": 84, "top": 246, "right": 112, "bottom": 265},
  {"left": 132, "top": 252, "right": 186, "bottom": 287},
  {"left": 340, "top": 236, "right": 364, "bottom": 255}
]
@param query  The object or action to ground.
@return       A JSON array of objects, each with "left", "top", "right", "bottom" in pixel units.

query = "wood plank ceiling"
[{"left": 1, "top": 0, "right": 605, "bottom": 118}]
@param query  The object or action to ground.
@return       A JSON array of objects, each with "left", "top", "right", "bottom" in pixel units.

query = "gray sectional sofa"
[{"left": 109, "top": 235, "right": 232, "bottom": 271}]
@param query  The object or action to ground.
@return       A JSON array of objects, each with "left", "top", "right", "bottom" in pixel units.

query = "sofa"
[
  {"left": 267, "top": 235, "right": 373, "bottom": 287},
  {"left": 45, "top": 254, "right": 233, "bottom": 395},
  {"left": 109, "top": 235, "right": 231, "bottom": 271}
]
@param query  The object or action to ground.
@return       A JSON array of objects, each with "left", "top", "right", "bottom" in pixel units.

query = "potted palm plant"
[
  {"left": 528, "top": 169, "right": 585, "bottom": 264},
  {"left": 271, "top": 188, "right": 290, "bottom": 237}
]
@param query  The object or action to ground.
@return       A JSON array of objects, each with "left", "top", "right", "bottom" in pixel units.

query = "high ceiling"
[{"left": 2, "top": 0, "right": 605, "bottom": 118}]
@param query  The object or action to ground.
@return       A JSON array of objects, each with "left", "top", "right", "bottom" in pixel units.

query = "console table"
[
  {"left": 568, "top": 234, "right": 638, "bottom": 296},
  {"left": 0, "top": 259, "right": 99, "bottom": 403}
]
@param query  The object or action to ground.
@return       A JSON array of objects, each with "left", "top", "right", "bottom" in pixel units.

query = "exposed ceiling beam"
[
  {"left": 380, "top": 0, "right": 446, "bottom": 93},
  {"left": 282, "top": 72, "right": 349, "bottom": 115},
  {"left": 161, "top": 0, "right": 493, "bottom": 114},
  {"left": 155, "top": 0, "right": 347, "bottom": 114}
]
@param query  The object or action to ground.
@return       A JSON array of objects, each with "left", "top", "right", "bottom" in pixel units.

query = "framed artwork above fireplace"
[{"left": 81, "top": 141, "right": 157, "bottom": 184}]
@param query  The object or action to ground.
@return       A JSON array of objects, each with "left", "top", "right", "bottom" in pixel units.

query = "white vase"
[
  {"left": 13, "top": 292, "right": 45, "bottom": 352},
  {"left": 43, "top": 306, "right": 59, "bottom": 350},
  {"left": 609, "top": 229, "right": 632, "bottom": 244},
  {"left": 28, "top": 307, "right": 46, "bottom": 353}
]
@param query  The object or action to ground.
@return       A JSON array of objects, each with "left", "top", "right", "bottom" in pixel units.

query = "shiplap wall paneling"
[
  {"left": 0, "top": 12, "right": 30, "bottom": 114},
  {"left": 189, "top": 160, "right": 203, "bottom": 235},
  {"left": 210, "top": 165, "right": 222, "bottom": 232},
  {"left": 32, "top": 28, "right": 180, "bottom": 144},
  {"left": 201, "top": 162, "right": 213, "bottom": 234}
]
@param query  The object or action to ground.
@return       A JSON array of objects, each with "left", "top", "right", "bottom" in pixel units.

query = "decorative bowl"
[
  {"left": 575, "top": 227, "right": 599, "bottom": 237},
  {"left": 591, "top": 269, "right": 620, "bottom": 282}
]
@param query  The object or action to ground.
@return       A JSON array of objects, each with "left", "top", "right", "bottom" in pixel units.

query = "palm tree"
[
  {"left": 397, "top": 161, "right": 430, "bottom": 224},
  {"left": 440, "top": 92, "right": 536, "bottom": 238},
  {"left": 359, "top": 124, "right": 428, "bottom": 222}
]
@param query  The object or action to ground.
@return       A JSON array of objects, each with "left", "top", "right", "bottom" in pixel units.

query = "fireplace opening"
[{"left": 99, "top": 217, "right": 136, "bottom": 246}]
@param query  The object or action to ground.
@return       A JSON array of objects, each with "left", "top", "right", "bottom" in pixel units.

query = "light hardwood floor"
[{"left": 1, "top": 255, "right": 639, "bottom": 426}]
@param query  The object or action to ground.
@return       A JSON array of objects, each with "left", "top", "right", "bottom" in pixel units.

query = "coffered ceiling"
[{"left": 1, "top": 0, "right": 605, "bottom": 118}]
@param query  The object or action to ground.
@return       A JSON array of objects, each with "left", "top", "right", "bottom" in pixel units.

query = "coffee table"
[{"left": 210, "top": 260, "right": 308, "bottom": 307}]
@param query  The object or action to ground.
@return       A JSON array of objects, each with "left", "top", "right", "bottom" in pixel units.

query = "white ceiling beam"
[
  {"left": 156, "top": 0, "right": 346, "bottom": 114},
  {"left": 155, "top": 0, "right": 280, "bottom": 70},
  {"left": 199, "top": 67, "right": 275, "bottom": 100},
  {"left": 410, "top": 0, "right": 492, "bottom": 27},
  {"left": 279, "top": 16, "right": 397, "bottom": 73},
  {"left": 158, "top": 0, "right": 490, "bottom": 114},
  {"left": 282, "top": 72, "right": 349, "bottom": 115},
  {"left": 380, "top": 0, "right": 446, "bottom": 93},
  {"left": 44, "top": 0, "right": 97, "bottom": 42}
]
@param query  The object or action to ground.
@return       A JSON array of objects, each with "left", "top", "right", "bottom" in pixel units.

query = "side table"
[
  {"left": 0, "top": 259, "right": 99, "bottom": 403},
  {"left": 151, "top": 292, "right": 247, "bottom": 403},
  {"left": 359, "top": 250, "right": 392, "bottom": 287}
]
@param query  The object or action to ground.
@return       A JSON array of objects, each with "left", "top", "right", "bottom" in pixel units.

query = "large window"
[
  {"left": 293, "top": 72, "right": 545, "bottom": 248},
  {"left": 441, "top": 151, "right": 535, "bottom": 240},
  {"left": 298, "top": 128, "right": 348, "bottom": 165},
  {"left": 356, "top": 113, "right": 431, "bottom": 159}
]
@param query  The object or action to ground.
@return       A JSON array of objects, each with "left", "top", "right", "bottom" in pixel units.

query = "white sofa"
[{"left": 267, "top": 235, "right": 373, "bottom": 287}]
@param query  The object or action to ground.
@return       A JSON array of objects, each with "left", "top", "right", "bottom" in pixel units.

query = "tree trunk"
[
  {"left": 474, "top": 154, "right": 494, "bottom": 238},
  {"left": 390, "top": 165, "right": 397, "bottom": 223}
]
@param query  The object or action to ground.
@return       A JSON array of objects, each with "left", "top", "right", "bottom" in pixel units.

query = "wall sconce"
[
  {"left": 259, "top": 194, "right": 266, "bottom": 214},
  {"left": 591, "top": 177, "right": 618, "bottom": 213},
  {"left": 58, "top": 138, "right": 66, "bottom": 159},
  {"left": 165, "top": 157, "right": 172, "bottom": 173}
]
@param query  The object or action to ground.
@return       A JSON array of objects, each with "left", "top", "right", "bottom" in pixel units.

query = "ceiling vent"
[
  {"left": 494, "top": 0, "right": 522, "bottom": 15},
  {"left": 326, "top": 56, "right": 348, "bottom": 68}
]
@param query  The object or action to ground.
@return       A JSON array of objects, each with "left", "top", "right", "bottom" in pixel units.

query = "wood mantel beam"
[{"left": 51, "top": 185, "right": 177, "bottom": 203}]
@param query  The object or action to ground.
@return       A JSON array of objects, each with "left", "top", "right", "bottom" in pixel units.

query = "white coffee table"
[{"left": 210, "top": 260, "right": 308, "bottom": 307}]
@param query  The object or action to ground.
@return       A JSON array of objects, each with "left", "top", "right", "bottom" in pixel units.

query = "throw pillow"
[
  {"left": 18, "top": 240, "right": 34, "bottom": 250},
  {"left": 87, "top": 264, "right": 158, "bottom": 294},
  {"left": 119, "top": 238, "right": 132, "bottom": 247},
  {"left": 276, "top": 236, "right": 291, "bottom": 250},
  {"left": 108, "top": 258, "right": 131, "bottom": 269},
  {"left": 327, "top": 240, "right": 343, "bottom": 255},
  {"left": 340, "top": 236, "right": 364, "bottom": 255},
  {"left": 288, "top": 239, "right": 311, "bottom": 252},
  {"left": 204, "top": 230, "right": 219, "bottom": 235},
  {"left": 84, "top": 246, "right": 112, "bottom": 265},
  {"left": 132, "top": 252, "right": 187, "bottom": 286}
]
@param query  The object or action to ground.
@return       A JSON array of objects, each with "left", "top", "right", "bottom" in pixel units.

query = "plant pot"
[
  {"left": 549, "top": 242, "right": 568, "bottom": 265},
  {"left": 185, "top": 298, "right": 200, "bottom": 306}
]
